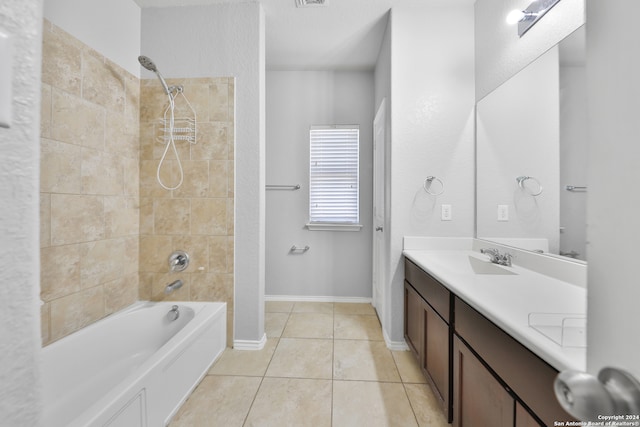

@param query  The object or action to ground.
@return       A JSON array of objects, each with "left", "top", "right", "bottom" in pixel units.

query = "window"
[{"left": 307, "top": 125, "right": 362, "bottom": 231}]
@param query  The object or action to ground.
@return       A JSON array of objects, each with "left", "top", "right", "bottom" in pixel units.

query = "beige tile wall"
[
  {"left": 40, "top": 20, "right": 140, "bottom": 345},
  {"left": 40, "top": 21, "right": 235, "bottom": 347},
  {"left": 139, "top": 77, "right": 235, "bottom": 346}
]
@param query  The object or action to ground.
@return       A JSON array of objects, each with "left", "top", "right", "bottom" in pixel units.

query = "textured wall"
[
  {"left": 475, "top": 0, "right": 584, "bottom": 100},
  {"left": 40, "top": 20, "right": 141, "bottom": 345},
  {"left": 387, "top": 4, "right": 476, "bottom": 344},
  {"left": 142, "top": 3, "right": 266, "bottom": 345},
  {"left": 0, "top": 0, "right": 44, "bottom": 424},
  {"left": 265, "top": 70, "right": 374, "bottom": 300},
  {"left": 139, "top": 77, "right": 235, "bottom": 347}
]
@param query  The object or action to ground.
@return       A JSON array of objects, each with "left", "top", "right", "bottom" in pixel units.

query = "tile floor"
[{"left": 170, "top": 301, "right": 450, "bottom": 427}]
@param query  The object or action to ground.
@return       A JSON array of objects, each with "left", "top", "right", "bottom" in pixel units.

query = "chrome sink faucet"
[{"left": 480, "top": 248, "right": 512, "bottom": 267}]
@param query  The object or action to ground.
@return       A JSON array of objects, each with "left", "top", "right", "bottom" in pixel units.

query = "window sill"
[{"left": 306, "top": 223, "right": 363, "bottom": 232}]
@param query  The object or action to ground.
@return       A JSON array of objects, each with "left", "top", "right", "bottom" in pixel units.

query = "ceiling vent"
[{"left": 295, "top": 0, "right": 327, "bottom": 7}]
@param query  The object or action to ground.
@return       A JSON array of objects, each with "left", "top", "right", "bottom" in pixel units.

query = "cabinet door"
[
  {"left": 404, "top": 282, "right": 423, "bottom": 359},
  {"left": 516, "top": 402, "right": 543, "bottom": 427},
  {"left": 453, "top": 335, "right": 514, "bottom": 427},
  {"left": 423, "top": 302, "right": 450, "bottom": 419}
]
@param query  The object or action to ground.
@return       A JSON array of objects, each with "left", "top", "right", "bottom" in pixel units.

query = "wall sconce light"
[{"left": 507, "top": 0, "right": 562, "bottom": 37}]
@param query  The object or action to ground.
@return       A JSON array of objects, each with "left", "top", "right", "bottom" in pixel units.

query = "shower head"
[
  {"left": 138, "top": 55, "right": 170, "bottom": 96},
  {"left": 138, "top": 55, "right": 158, "bottom": 72}
]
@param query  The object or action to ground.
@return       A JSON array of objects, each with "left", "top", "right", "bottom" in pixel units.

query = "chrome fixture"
[
  {"left": 168, "top": 250, "right": 189, "bottom": 272},
  {"left": 423, "top": 176, "right": 444, "bottom": 196},
  {"left": 516, "top": 175, "right": 543, "bottom": 196},
  {"left": 167, "top": 305, "right": 180, "bottom": 321},
  {"left": 138, "top": 55, "right": 176, "bottom": 96},
  {"left": 555, "top": 367, "right": 640, "bottom": 421},
  {"left": 295, "top": 0, "right": 326, "bottom": 7},
  {"left": 506, "top": 0, "right": 562, "bottom": 37},
  {"left": 480, "top": 248, "right": 512, "bottom": 267},
  {"left": 165, "top": 279, "right": 184, "bottom": 295},
  {"left": 290, "top": 245, "right": 310, "bottom": 253},
  {"left": 266, "top": 184, "right": 301, "bottom": 190},
  {"left": 566, "top": 185, "right": 587, "bottom": 192}
]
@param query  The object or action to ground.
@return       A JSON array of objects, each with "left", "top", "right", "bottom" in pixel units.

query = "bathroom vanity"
[{"left": 403, "top": 238, "right": 586, "bottom": 427}]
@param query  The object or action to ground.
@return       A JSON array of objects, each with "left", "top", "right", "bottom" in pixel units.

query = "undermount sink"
[{"left": 467, "top": 255, "right": 518, "bottom": 275}]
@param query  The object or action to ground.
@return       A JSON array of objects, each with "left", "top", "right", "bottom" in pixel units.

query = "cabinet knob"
[{"left": 375, "top": 226, "right": 383, "bottom": 232}]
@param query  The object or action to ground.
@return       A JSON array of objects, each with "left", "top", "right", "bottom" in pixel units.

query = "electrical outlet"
[
  {"left": 441, "top": 204, "right": 452, "bottom": 221},
  {"left": 497, "top": 205, "right": 509, "bottom": 221}
]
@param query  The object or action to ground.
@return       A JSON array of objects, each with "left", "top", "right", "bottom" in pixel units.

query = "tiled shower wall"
[
  {"left": 40, "top": 20, "right": 140, "bottom": 345},
  {"left": 139, "top": 78, "right": 235, "bottom": 346},
  {"left": 40, "top": 21, "right": 235, "bottom": 346}
]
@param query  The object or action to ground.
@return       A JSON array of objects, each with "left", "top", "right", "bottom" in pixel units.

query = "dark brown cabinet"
[
  {"left": 404, "top": 257, "right": 574, "bottom": 427},
  {"left": 404, "top": 259, "right": 452, "bottom": 422},
  {"left": 453, "top": 335, "right": 515, "bottom": 427}
]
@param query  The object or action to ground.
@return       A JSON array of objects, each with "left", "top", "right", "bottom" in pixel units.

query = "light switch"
[
  {"left": 497, "top": 205, "right": 509, "bottom": 221},
  {"left": 441, "top": 204, "right": 452, "bottom": 221},
  {"left": 0, "top": 30, "right": 14, "bottom": 129}
]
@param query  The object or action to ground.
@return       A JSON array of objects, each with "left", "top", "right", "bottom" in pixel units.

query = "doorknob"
[
  {"left": 375, "top": 226, "right": 383, "bottom": 232},
  {"left": 554, "top": 367, "right": 640, "bottom": 421}
]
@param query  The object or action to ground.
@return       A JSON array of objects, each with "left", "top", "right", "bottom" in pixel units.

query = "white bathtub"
[{"left": 41, "top": 301, "right": 226, "bottom": 427}]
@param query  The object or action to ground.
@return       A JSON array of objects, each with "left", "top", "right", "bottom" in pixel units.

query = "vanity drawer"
[
  {"left": 455, "top": 297, "right": 574, "bottom": 427},
  {"left": 404, "top": 259, "right": 450, "bottom": 321}
]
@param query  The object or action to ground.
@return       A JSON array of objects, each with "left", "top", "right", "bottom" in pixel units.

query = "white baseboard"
[
  {"left": 384, "top": 329, "right": 409, "bottom": 351},
  {"left": 233, "top": 333, "right": 267, "bottom": 351},
  {"left": 265, "top": 295, "right": 372, "bottom": 304}
]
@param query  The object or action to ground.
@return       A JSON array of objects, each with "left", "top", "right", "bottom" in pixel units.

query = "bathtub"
[{"left": 41, "top": 301, "right": 226, "bottom": 427}]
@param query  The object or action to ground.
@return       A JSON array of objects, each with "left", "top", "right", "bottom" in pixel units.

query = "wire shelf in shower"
[{"left": 155, "top": 89, "right": 197, "bottom": 145}]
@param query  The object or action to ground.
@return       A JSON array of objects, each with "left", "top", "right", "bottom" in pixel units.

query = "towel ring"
[
  {"left": 516, "top": 175, "right": 543, "bottom": 196},
  {"left": 423, "top": 176, "right": 444, "bottom": 196}
]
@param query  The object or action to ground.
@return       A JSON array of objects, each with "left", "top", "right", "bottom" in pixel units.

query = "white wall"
[
  {"left": 475, "top": 0, "right": 584, "bottom": 99},
  {"left": 476, "top": 47, "right": 560, "bottom": 253},
  {"left": 0, "top": 0, "right": 44, "bottom": 424},
  {"left": 265, "top": 70, "right": 374, "bottom": 299},
  {"left": 386, "top": 4, "right": 476, "bottom": 343},
  {"left": 142, "top": 3, "right": 266, "bottom": 344},
  {"left": 585, "top": 0, "right": 640, "bottom": 379},
  {"left": 43, "top": 0, "right": 141, "bottom": 76}
]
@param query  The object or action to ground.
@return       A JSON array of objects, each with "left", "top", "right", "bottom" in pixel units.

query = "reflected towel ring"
[
  {"left": 423, "top": 176, "right": 444, "bottom": 196},
  {"left": 516, "top": 175, "right": 543, "bottom": 196}
]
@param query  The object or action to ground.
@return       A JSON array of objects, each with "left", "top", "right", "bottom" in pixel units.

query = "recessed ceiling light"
[{"left": 295, "top": 0, "right": 327, "bottom": 7}]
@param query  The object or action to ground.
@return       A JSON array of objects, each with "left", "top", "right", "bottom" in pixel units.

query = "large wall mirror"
[{"left": 476, "top": 26, "right": 587, "bottom": 261}]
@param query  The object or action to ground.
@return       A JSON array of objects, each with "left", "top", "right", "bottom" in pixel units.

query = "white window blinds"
[{"left": 309, "top": 125, "right": 360, "bottom": 224}]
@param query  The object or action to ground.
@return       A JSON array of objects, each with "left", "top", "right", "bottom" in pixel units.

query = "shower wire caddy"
[{"left": 156, "top": 86, "right": 197, "bottom": 145}]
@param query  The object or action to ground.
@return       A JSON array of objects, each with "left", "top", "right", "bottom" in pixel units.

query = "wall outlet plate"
[
  {"left": 0, "top": 30, "right": 13, "bottom": 129},
  {"left": 441, "top": 204, "right": 452, "bottom": 221},
  {"left": 497, "top": 204, "right": 509, "bottom": 221}
]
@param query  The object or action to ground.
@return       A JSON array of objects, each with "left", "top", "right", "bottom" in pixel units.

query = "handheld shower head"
[
  {"left": 138, "top": 55, "right": 170, "bottom": 95},
  {"left": 138, "top": 55, "right": 158, "bottom": 72}
]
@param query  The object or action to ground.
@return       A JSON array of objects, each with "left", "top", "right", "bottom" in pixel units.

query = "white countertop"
[{"left": 403, "top": 242, "right": 587, "bottom": 372}]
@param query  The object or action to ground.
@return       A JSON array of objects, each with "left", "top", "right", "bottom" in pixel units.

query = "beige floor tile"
[
  {"left": 265, "top": 300, "right": 294, "bottom": 313},
  {"left": 392, "top": 350, "right": 427, "bottom": 384},
  {"left": 333, "top": 380, "right": 418, "bottom": 427},
  {"left": 334, "top": 314, "right": 384, "bottom": 340},
  {"left": 282, "top": 312, "right": 333, "bottom": 339},
  {"left": 334, "top": 340, "right": 401, "bottom": 382},
  {"left": 208, "top": 338, "right": 278, "bottom": 376},
  {"left": 265, "top": 312, "right": 289, "bottom": 338},
  {"left": 292, "top": 301, "right": 334, "bottom": 313},
  {"left": 244, "top": 377, "right": 332, "bottom": 427},
  {"left": 266, "top": 338, "right": 333, "bottom": 379},
  {"left": 405, "top": 383, "right": 449, "bottom": 427},
  {"left": 334, "top": 302, "right": 376, "bottom": 315},
  {"left": 169, "top": 375, "right": 261, "bottom": 427}
]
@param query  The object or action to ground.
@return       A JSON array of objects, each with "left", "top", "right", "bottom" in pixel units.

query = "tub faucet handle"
[
  {"left": 167, "top": 305, "right": 180, "bottom": 321},
  {"left": 168, "top": 250, "right": 189, "bottom": 272}
]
